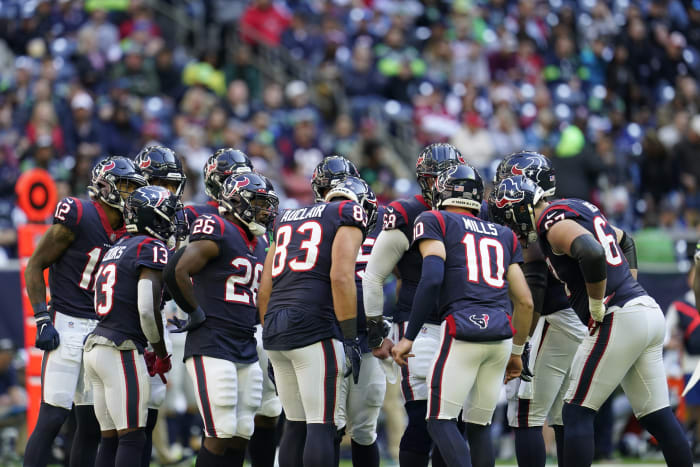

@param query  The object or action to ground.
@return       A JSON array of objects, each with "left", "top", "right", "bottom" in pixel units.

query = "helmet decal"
[
  {"left": 233, "top": 177, "right": 250, "bottom": 191},
  {"left": 138, "top": 157, "right": 151, "bottom": 169},
  {"left": 494, "top": 178, "right": 525, "bottom": 208}
]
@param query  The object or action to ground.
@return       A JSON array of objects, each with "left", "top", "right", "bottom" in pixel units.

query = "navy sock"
[
  {"left": 465, "top": 422, "right": 493, "bottom": 467},
  {"left": 248, "top": 424, "right": 277, "bottom": 467},
  {"left": 351, "top": 440, "right": 379, "bottom": 467},
  {"left": 278, "top": 420, "right": 305, "bottom": 467},
  {"left": 514, "top": 426, "right": 546, "bottom": 467},
  {"left": 399, "top": 400, "right": 432, "bottom": 467},
  {"left": 195, "top": 445, "right": 227, "bottom": 467},
  {"left": 426, "top": 419, "right": 470, "bottom": 467},
  {"left": 562, "top": 403, "right": 596, "bottom": 467},
  {"left": 552, "top": 425, "right": 565, "bottom": 467},
  {"left": 116, "top": 430, "right": 146, "bottom": 467},
  {"left": 70, "top": 405, "right": 101, "bottom": 467},
  {"left": 639, "top": 407, "right": 693, "bottom": 467},
  {"left": 431, "top": 445, "right": 447, "bottom": 467},
  {"left": 23, "top": 402, "right": 70, "bottom": 467},
  {"left": 139, "top": 409, "right": 158, "bottom": 467},
  {"left": 225, "top": 447, "right": 246, "bottom": 467},
  {"left": 334, "top": 427, "right": 345, "bottom": 467},
  {"left": 304, "top": 423, "right": 336, "bottom": 467},
  {"left": 95, "top": 435, "right": 118, "bottom": 467}
]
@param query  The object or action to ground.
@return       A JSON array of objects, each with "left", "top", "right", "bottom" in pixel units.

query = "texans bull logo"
[
  {"left": 494, "top": 178, "right": 525, "bottom": 208},
  {"left": 469, "top": 314, "right": 489, "bottom": 329},
  {"left": 232, "top": 177, "right": 250, "bottom": 192},
  {"left": 101, "top": 160, "right": 116, "bottom": 173},
  {"left": 510, "top": 155, "right": 546, "bottom": 182},
  {"left": 138, "top": 156, "right": 151, "bottom": 169},
  {"left": 151, "top": 187, "right": 169, "bottom": 207}
]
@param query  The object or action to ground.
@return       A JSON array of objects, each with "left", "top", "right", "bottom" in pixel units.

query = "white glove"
[{"left": 589, "top": 297, "right": 606, "bottom": 322}]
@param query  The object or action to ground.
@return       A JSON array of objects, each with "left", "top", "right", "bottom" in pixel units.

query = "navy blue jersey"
[
  {"left": 383, "top": 195, "right": 440, "bottom": 324},
  {"left": 264, "top": 200, "right": 367, "bottom": 351},
  {"left": 536, "top": 199, "right": 646, "bottom": 323},
  {"left": 413, "top": 210, "right": 522, "bottom": 342},
  {"left": 542, "top": 269, "right": 572, "bottom": 316},
  {"left": 49, "top": 197, "right": 127, "bottom": 319},
  {"left": 478, "top": 199, "right": 490, "bottom": 221},
  {"left": 183, "top": 200, "right": 219, "bottom": 226},
  {"left": 92, "top": 235, "right": 169, "bottom": 352},
  {"left": 184, "top": 214, "right": 265, "bottom": 364},
  {"left": 355, "top": 206, "right": 385, "bottom": 352}
]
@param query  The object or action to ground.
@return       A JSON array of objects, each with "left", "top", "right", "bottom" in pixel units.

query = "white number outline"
[
  {"left": 192, "top": 217, "right": 216, "bottom": 235},
  {"left": 355, "top": 237, "right": 376, "bottom": 280},
  {"left": 94, "top": 263, "right": 117, "bottom": 316},
  {"left": 462, "top": 233, "right": 506, "bottom": 288},
  {"left": 272, "top": 221, "right": 324, "bottom": 276},
  {"left": 79, "top": 247, "right": 103, "bottom": 290},
  {"left": 152, "top": 246, "right": 169, "bottom": 265},
  {"left": 54, "top": 199, "right": 73, "bottom": 222},
  {"left": 592, "top": 216, "right": 623, "bottom": 266}
]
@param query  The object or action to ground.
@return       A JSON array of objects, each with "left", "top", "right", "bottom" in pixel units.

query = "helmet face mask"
[
  {"left": 124, "top": 186, "right": 180, "bottom": 242},
  {"left": 135, "top": 146, "right": 187, "bottom": 198},
  {"left": 324, "top": 176, "right": 378, "bottom": 233},
  {"left": 204, "top": 149, "right": 253, "bottom": 200},
  {"left": 89, "top": 157, "right": 148, "bottom": 212},
  {"left": 488, "top": 175, "right": 544, "bottom": 245},
  {"left": 220, "top": 173, "right": 279, "bottom": 237},
  {"left": 416, "top": 143, "right": 466, "bottom": 203},
  {"left": 311, "top": 155, "right": 360, "bottom": 202}
]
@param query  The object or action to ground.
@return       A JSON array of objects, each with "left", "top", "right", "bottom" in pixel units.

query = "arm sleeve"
[
  {"left": 405, "top": 255, "right": 444, "bottom": 340},
  {"left": 138, "top": 277, "right": 161, "bottom": 343},
  {"left": 362, "top": 228, "right": 410, "bottom": 318}
]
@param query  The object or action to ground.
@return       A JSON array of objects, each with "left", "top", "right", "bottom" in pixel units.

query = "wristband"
[
  {"left": 511, "top": 343, "right": 524, "bottom": 356},
  {"left": 339, "top": 318, "right": 357, "bottom": 340},
  {"left": 32, "top": 303, "right": 48, "bottom": 316}
]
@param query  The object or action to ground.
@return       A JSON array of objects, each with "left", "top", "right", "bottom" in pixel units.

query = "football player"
[
  {"left": 259, "top": 176, "right": 375, "bottom": 467},
  {"left": 362, "top": 143, "right": 464, "bottom": 467},
  {"left": 492, "top": 152, "right": 587, "bottom": 467},
  {"left": 23, "top": 156, "right": 146, "bottom": 467},
  {"left": 83, "top": 185, "right": 178, "bottom": 465},
  {"left": 134, "top": 144, "right": 187, "bottom": 466},
  {"left": 164, "top": 173, "right": 279, "bottom": 466},
  {"left": 311, "top": 156, "right": 385, "bottom": 467},
  {"left": 392, "top": 164, "right": 533, "bottom": 467},
  {"left": 183, "top": 148, "right": 254, "bottom": 225},
  {"left": 489, "top": 175, "right": 692, "bottom": 467}
]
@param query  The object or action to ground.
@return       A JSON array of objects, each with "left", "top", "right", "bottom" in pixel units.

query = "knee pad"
[
  {"left": 257, "top": 396, "right": 282, "bottom": 418},
  {"left": 216, "top": 407, "right": 237, "bottom": 438},
  {"left": 562, "top": 403, "right": 596, "bottom": 438},
  {"left": 236, "top": 413, "right": 255, "bottom": 439}
]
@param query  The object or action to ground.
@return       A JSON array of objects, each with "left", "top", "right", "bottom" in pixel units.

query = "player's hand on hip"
[
  {"left": 371, "top": 337, "right": 394, "bottom": 360},
  {"left": 169, "top": 307, "right": 206, "bottom": 333},
  {"left": 587, "top": 318, "right": 601, "bottom": 336},
  {"left": 505, "top": 354, "right": 523, "bottom": 383},
  {"left": 35, "top": 311, "right": 60, "bottom": 351},
  {"left": 344, "top": 338, "right": 363, "bottom": 384},
  {"left": 391, "top": 338, "right": 414, "bottom": 367},
  {"left": 144, "top": 350, "right": 157, "bottom": 374}
]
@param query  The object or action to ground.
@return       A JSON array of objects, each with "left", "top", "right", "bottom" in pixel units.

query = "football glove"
[
  {"left": 144, "top": 350, "right": 156, "bottom": 374},
  {"left": 344, "top": 338, "right": 363, "bottom": 384},
  {"left": 520, "top": 342, "right": 534, "bottom": 382},
  {"left": 35, "top": 311, "right": 60, "bottom": 351},
  {"left": 152, "top": 354, "right": 172, "bottom": 384},
  {"left": 169, "top": 307, "right": 206, "bottom": 333},
  {"left": 367, "top": 317, "right": 391, "bottom": 349}
]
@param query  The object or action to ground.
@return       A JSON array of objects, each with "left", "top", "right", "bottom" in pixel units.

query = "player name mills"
[
  {"left": 279, "top": 204, "right": 328, "bottom": 222},
  {"left": 462, "top": 217, "right": 499, "bottom": 236}
]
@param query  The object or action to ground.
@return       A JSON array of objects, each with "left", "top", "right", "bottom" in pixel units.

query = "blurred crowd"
[{"left": 1, "top": 0, "right": 700, "bottom": 462}]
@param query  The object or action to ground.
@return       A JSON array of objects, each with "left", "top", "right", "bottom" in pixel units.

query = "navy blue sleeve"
[
  {"left": 405, "top": 255, "right": 444, "bottom": 340},
  {"left": 52, "top": 197, "right": 83, "bottom": 232},
  {"left": 189, "top": 214, "right": 226, "bottom": 243},
  {"left": 412, "top": 211, "right": 445, "bottom": 246},
  {"left": 135, "top": 238, "right": 169, "bottom": 271}
]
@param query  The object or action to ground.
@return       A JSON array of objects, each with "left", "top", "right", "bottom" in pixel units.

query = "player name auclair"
[
  {"left": 462, "top": 217, "right": 498, "bottom": 236},
  {"left": 279, "top": 204, "right": 327, "bottom": 222}
]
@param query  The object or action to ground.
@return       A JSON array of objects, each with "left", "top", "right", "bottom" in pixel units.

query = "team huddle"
[{"left": 21, "top": 142, "right": 693, "bottom": 467}]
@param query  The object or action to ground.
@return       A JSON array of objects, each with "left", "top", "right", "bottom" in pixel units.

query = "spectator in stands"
[
  {"left": 0, "top": 338, "right": 25, "bottom": 434},
  {"left": 676, "top": 115, "right": 700, "bottom": 214},
  {"left": 24, "top": 100, "right": 64, "bottom": 157},
  {"left": 74, "top": 27, "right": 109, "bottom": 92},
  {"left": 281, "top": 11, "right": 324, "bottom": 65},
  {"left": 451, "top": 112, "right": 495, "bottom": 174},
  {"left": 154, "top": 47, "right": 185, "bottom": 100},
  {"left": 63, "top": 92, "right": 101, "bottom": 161},
  {"left": 223, "top": 43, "right": 262, "bottom": 101},
  {"left": 110, "top": 41, "right": 159, "bottom": 96},
  {"left": 551, "top": 123, "right": 604, "bottom": 200},
  {"left": 277, "top": 112, "right": 323, "bottom": 177},
  {"left": 99, "top": 102, "right": 141, "bottom": 156},
  {"left": 225, "top": 80, "right": 253, "bottom": 123},
  {"left": 240, "top": 0, "right": 291, "bottom": 47}
]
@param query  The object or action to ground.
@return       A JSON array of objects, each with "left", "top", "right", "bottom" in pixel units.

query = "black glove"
[
  {"left": 344, "top": 338, "right": 363, "bottom": 384},
  {"left": 169, "top": 307, "right": 206, "bottom": 333},
  {"left": 367, "top": 317, "right": 391, "bottom": 349},
  {"left": 267, "top": 360, "right": 276, "bottom": 390},
  {"left": 520, "top": 341, "right": 534, "bottom": 382},
  {"left": 35, "top": 311, "right": 60, "bottom": 351}
]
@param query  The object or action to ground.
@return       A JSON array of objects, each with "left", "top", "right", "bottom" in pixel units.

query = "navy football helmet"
[
  {"left": 124, "top": 185, "right": 180, "bottom": 242},
  {"left": 488, "top": 175, "right": 545, "bottom": 244},
  {"left": 203, "top": 148, "right": 254, "bottom": 200},
  {"left": 88, "top": 156, "right": 148, "bottom": 211},
  {"left": 220, "top": 173, "right": 279, "bottom": 236},
  {"left": 416, "top": 143, "right": 466, "bottom": 203},
  {"left": 311, "top": 155, "right": 361, "bottom": 202},
  {"left": 434, "top": 164, "right": 484, "bottom": 211},
  {"left": 325, "top": 176, "right": 378, "bottom": 233},
  {"left": 135, "top": 146, "right": 187, "bottom": 197},
  {"left": 494, "top": 151, "right": 556, "bottom": 198}
]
